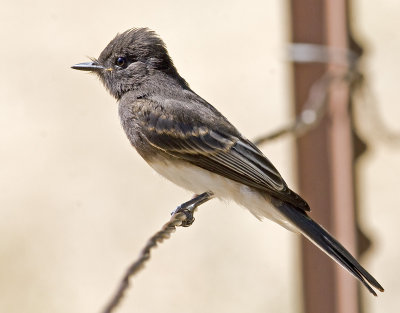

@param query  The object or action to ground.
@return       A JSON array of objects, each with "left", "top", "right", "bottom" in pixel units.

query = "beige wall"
[
  {"left": 355, "top": 1, "right": 400, "bottom": 312},
  {"left": 0, "top": 1, "right": 397, "bottom": 313}
]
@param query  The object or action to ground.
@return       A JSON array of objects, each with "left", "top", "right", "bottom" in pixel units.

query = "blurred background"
[{"left": 0, "top": 0, "right": 398, "bottom": 312}]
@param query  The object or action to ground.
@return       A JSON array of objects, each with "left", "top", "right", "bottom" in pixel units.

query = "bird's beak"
[{"left": 71, "top": 61, "right": 104, "bottom": 72}]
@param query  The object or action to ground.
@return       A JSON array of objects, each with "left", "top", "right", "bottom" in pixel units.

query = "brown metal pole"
[
  {"left": 290, "top": 1, "right": 359, "bottom": 313},
  {"left": 325, "top": 1, "right": 358, "bottom": 312}
]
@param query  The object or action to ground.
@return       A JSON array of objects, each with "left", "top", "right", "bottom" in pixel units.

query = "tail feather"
[{"left": 274, "top": 200, "right": 384, "bottom": 296}]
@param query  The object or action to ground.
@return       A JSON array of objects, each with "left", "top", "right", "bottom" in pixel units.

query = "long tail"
[{"left": 273, "top": 200, "right": 384, "bottom": 296}]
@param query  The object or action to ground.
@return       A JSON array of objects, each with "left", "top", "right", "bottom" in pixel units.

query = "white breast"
[{"left": 147, "top": 157, "right": 297, "bottom": 231}]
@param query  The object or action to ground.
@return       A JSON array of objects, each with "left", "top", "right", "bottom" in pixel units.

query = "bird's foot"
[
  {"left": 172, "top": 204, "right": 195, "bottom": 227},
  {"left": 171, "top": 191, "right": 214, "bottom": 227}
]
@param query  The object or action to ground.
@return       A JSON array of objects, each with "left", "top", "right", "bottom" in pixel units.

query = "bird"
[{"left": 72, "top": 27, "right": 383, "bottom": 296}]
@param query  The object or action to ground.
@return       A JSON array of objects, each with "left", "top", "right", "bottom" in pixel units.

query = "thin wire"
[
  {"left": 101, "top": 192, "right": 214, "bottom": 313},
  {"left": 354, "top": 77, "right": 400, "bottom": 146},
  {"left": 101, "top": 212, "right": 187, "bottom": 313},
  {"left": 255, "top": 44, "right": 400, "bottom": 146},
  {"left": 254, "top": 72, "right": 349, "bottom": 145}
]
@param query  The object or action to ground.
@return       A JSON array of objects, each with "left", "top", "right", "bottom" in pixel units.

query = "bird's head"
[{"left": 72, "top": 28, "right": 186, "bottom": 99}]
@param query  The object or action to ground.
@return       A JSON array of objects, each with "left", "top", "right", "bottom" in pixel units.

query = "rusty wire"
[
  {"left": 253, "top": 71, "right": 358, "bottom": 146},
  {"left": 101, "top": 212, "right": 187, "bottom": 313},
  {"left": 101, "top": 192, "right": 213, "bottom": 313}
]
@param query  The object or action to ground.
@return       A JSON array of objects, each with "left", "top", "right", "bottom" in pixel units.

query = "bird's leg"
[{"left": 171, "top": 191, "right": 214, "bottom": 227}]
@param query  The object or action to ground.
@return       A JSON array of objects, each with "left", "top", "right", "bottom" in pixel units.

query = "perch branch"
[{"left": 101, "top": 191, "right": 214, "bottom": 313}]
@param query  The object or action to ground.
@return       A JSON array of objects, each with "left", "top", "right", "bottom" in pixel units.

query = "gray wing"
[{"left": 138, "top": 98, "right": 310, "bottom": 212}]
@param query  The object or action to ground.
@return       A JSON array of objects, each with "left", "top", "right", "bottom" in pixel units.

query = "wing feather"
[{"left": 139, "top": 100, "right": 310, "bottom": 211}]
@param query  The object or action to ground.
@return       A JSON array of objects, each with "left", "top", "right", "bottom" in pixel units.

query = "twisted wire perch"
[{"left": 101, "top": 191, "right": 214, "bottom": 313}]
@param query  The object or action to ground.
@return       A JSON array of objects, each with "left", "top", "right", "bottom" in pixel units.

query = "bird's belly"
[{"left": 147, "top": 157, "right": 294, "bottom": 230}]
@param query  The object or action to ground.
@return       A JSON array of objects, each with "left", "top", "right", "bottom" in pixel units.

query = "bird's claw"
[{"left": 171, "top": 205, "right": 195, "bottom": 227}]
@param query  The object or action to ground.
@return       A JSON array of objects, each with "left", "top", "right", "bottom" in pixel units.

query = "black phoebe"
[{"left": 72, "top": 28, "right": 383, "bottom": 295}]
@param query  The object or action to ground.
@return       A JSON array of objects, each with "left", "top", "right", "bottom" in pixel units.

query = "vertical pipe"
[
  {"left": 325, "top": 1, "right": 358, "bottom": 312},
  {"left": 289, "top": 1, "right": 359, "bottom": 312}
]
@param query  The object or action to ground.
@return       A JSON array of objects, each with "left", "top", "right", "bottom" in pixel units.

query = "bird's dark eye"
[{"left": 115, "top": 57, "right": 127, "bottom": 67}]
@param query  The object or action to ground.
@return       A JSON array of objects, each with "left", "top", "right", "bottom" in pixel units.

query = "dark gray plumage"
[{"left": 72, "top": 27, "right": 383, "bottom": 296}]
